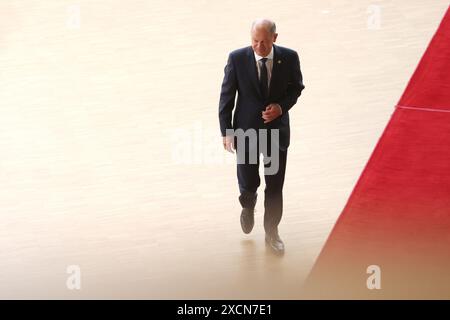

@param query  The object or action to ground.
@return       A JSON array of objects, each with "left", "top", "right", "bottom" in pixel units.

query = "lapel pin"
[{"left": 277, "top": 60, "right": 282, "bottom": 64}]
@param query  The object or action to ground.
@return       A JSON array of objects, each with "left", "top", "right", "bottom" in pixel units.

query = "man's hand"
[
  {"left": 262, "top": 103, "right": 283, "bottom": 124},
  {"left": 222, "top": 135, "right": 235, "bottom": 153}
]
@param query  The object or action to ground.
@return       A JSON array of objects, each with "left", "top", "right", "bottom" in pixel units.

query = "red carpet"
[{"left": 305, "top": 7, "right": 450, "bottom": 299}]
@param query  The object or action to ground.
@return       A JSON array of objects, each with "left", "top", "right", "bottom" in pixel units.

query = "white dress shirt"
[{"left": 254, "top": 46, "right": 274, "bottom": 90}]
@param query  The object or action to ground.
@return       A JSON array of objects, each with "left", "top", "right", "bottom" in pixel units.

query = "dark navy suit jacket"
[{"left": 218, "top": 44, "right": 305, "bottom": 149}]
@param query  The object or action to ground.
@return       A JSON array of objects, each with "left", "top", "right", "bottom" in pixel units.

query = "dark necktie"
[{"left": 259, "top": 57, "right": 269, "bottom": 100}]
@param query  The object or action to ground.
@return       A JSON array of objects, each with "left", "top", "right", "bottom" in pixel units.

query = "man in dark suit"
[{"left": 218, "top": 19, "right": 305, "bottom": 255}]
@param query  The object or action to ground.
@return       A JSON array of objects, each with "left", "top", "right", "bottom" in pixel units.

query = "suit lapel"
[
  {"left": 247, "top": 47, "right": 262, "bottom": 98},
  {"left": 247, "top": 44, "right": 282, "bottom": 100},
  {"left": 268, "top": 44, "right": 281, "bottom": 98}
]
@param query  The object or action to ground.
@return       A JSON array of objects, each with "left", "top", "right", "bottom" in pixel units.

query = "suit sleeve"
[
  {"left": 218, "top": 53, "right": 237, "bottom": 137},
  {"left": 278, "top": 51, "right": 305, "bottom": 114}
]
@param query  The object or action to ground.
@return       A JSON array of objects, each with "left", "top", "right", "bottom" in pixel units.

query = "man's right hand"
[{"left": 222, "top": 135, "right": 235, "bottom": 153}]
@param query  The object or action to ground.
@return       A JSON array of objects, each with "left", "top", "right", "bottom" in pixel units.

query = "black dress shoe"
[
  {"left": 240, "top": 208, "right": 255, "bottom": 234},
  {"left": 265, "top": 232, "right": 285, "bottom": 255}
]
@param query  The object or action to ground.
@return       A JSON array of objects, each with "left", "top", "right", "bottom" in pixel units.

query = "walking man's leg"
[
  {"left": 263, "top": 148, "right": 287, "bottom": 234},
  {"left": 262, "top": 130, "right": 288, "bottom": 255},
  {"left": 236, "top": 139, "right": 260, "bottom": 234}
]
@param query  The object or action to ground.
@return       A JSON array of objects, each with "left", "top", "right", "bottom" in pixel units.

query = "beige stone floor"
[{"left": 0, "top": 0, "right": 448, "bottom": 299}]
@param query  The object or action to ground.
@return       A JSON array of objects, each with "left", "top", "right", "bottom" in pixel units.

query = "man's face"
[{"left": 251, "top": 26, "right": 278, "bottom": 57}]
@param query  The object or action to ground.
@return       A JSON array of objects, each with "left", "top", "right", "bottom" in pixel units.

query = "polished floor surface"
[{"left": 0, "top": 0, "right": 448, "bottom": 298}]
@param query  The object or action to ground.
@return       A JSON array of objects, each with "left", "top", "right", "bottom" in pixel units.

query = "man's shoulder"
[
  {"left": 226, "top": 45, "right": 299, "bottom": 62},
  {"left": 228, "top": 46, "right": 252, "bottom": 58},
  {"left": 275, "top": 44, "right": 299, "bottom": 57}
]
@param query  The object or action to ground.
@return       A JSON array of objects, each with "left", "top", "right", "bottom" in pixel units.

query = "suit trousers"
[{"left": 236, "top": 129, "right": 288, "bottom": 234}]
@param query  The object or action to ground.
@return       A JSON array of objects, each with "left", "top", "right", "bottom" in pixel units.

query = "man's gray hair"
[{"left": 251, "top": 18, "right": 277, "bottom": 33}]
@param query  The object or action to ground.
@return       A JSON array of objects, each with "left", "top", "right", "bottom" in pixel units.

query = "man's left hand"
[{"left": 262, "top": 103, "right": 283, "bottom": 124}]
